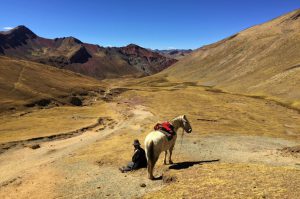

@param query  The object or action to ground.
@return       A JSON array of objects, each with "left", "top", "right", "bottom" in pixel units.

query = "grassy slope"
[
  {"left": 161, "top": 9, "right": 300, "bottom": 109},
  {"left": 0, "top": 56, "right": 105, "bottom": 112},
  {"left": 0, "top": 103, "right": 110, "bottom": 143},
  {"left": 122, "top": 78, "right": 300, "bottom": 140},
  {"left": 0, "top": 55, "right": 109, "bottom": 143}
]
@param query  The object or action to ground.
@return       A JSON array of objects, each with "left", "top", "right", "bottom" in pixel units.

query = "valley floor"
[{"left": 0, "top": 80, "right": 299, "bottom": 198}]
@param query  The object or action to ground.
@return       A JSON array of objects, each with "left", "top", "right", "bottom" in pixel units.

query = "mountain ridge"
[
  {"left": 154, "top": 49, "right": 193, "bottom": 60},
  {"left": 0, "top": 26, "right": 177, "bottom": 79}
]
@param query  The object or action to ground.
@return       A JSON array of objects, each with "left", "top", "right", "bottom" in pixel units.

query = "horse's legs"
[
  {"left": 169, "top": 145, "right": 174, "bottom": 164},
  {"left": 148, "top": 155, "right": 159, "bottom": 180},
  {"left": 147, "top": 162, "right": 154, "bottom": 180},
  {"left": 164, "top": 151, "right": 167, "bottom": 165}
]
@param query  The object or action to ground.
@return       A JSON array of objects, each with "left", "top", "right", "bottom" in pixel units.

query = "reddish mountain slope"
[
  {"left": 120, "top": 44, "right": 177, "bottom": 74},
  {"left": 0, "top": 26, "right": 176, "bottom": 79}
]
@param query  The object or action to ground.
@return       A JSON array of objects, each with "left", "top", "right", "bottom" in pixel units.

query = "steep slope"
[
  {"left": 162, "top": 9, "right": 300, "bottom": 108},
  {"left": 0, "top": 26, "right": 176, "bottom": 79},
  {"left": 0, "top": 56, "right": 105, "bottom": 112}
]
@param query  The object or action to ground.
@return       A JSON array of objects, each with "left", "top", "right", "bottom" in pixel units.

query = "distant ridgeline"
[{"left": 0, "top": 25, "right": 177, "bottom": 79}]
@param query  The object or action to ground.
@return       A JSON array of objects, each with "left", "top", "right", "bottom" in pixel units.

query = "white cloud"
[{"left": 3, "top": 27, "right": 13, "bottom": 30}]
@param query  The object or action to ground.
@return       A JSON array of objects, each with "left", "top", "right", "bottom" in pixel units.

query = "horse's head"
[
  {"left": 182, "top": 115, "right": 192, "bottom": 133},
  {"left": 171, "top": 115, "right": 192, "bottom": 133}
]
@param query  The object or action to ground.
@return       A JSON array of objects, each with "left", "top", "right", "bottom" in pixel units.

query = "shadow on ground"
[{"left": 169, "top": 159, "right": 220, "bottom": 170}]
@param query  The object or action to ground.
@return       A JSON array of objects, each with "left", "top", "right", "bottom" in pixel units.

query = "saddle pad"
[{"left": 154, "top": 122, "right": 175, "bottom": 141}]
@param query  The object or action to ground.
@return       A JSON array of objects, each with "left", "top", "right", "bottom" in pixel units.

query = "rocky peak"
[
  {"left": 0, "top": 25, "right": 37, "bottom": 49},
  {"left": 4, "top": 25, "right": 37, "bottom": 39}
]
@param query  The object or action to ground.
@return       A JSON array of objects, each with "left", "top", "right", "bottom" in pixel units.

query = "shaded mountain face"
[
  {"left": 120, "top": 44, "right": 177, "bottom": 74},
  {"left": 0, "top": 26, "right": 37, "bottom": 53},
  {"left": 0, "top": 26, "right": 176, "bottom": 79},
  {"left": 161, "top": 9, "right": 300, "bottom": 108},
  {"left": 154, "top": 49, "right": 193, "bottom": 60}
]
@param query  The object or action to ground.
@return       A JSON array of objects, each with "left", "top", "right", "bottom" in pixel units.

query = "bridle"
[{"left": 179, "top": 118, "right": 191, "bottom": 153}]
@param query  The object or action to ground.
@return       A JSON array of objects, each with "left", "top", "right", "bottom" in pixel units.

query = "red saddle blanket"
[{"left": 154, "top": 122, "right": 175, "bottom": 140}]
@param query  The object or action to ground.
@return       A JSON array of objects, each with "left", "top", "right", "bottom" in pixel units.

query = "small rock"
[
  {"left": 29, "top": 144, "right": 40, "bottom": 149},
  {"left": 70, "top": 97, "right": 82, "bottom": 106},
  {"left": 140, "top": 183, "right": 146, "bottom": 188},
  {"left": 97, "top": 186, "right": 101, "bottom": 189}
]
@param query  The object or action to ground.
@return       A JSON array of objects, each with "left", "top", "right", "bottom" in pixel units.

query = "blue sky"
[{"left": 1, "top": 0, "right": 299, "bottom": 49}]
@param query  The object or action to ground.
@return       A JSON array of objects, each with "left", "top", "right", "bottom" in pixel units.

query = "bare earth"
[{"left": 0, "top": 81, "right": 300, "bottom": 198}]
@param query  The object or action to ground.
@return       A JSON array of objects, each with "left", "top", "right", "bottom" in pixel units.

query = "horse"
[{"left": 144, "top": 115, "right": 192, "bottom": 180}]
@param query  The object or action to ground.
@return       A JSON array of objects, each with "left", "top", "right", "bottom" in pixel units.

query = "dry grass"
[
  {"left": 0, "top": 102, "right": 112, "bottom": 143},
  {"left": 59, "top": 79, "right": 300, "bottom": 198},
  {"left": 121, "top": 78, "right": 300, "bottom": 140},
  {"left": 143, "top": 163, "right": 300, "bottom": 199},
  {"left": 0, "top": 75, "right": 299, "bottom": 198}
]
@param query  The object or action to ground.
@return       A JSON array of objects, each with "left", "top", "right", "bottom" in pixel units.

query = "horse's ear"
[{"left": 183, "top": 115, "right": 187, "bottom": 120}]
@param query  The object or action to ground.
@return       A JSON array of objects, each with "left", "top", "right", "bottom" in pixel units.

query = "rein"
[{"left": 178, "top": 127, "right": 185, "bottom": 154}]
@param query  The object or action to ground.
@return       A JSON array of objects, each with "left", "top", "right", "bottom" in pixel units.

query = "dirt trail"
[{"left": 0, "top": 102, "right": 157, "bottom": 198}]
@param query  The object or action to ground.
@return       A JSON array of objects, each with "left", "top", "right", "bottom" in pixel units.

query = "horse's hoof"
[
  {"left": 163, "top": 161, "right": 167, "bottom": 165},
  {"left": 149, "top": 176, "right": 154, "bottom": 180},
  {"left": 169, "top": 160, "right": 174, "bottom": 164}
]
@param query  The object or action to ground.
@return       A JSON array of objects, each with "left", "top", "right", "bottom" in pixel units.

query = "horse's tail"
[
  {"left": 147, "top": 140, "right": 154, "bottom": 164},
  {"left": 146, "top": 140, "right": 155, "bottom": 179}
]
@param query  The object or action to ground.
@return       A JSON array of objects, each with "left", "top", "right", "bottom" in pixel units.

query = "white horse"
[{"left": 144, "top": 115, "right": 192, "bottom": 180}]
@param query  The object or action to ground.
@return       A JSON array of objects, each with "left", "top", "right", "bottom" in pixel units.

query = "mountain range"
[
  {"left": 0, "top": 26, "right": 177, "bottom": 79},
  {"left": 154, "top": 49, "right": 193, "bottom": 60}
]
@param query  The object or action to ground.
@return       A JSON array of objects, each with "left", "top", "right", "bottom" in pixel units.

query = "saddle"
[{"left": 154, "top": 121, "right": 176, "bottom": 141}]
